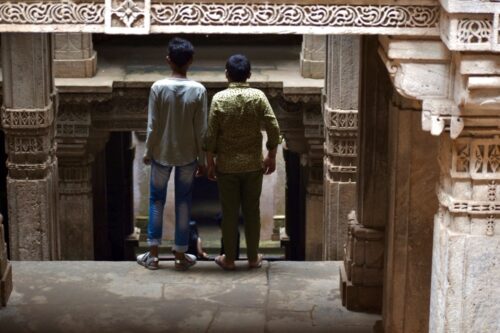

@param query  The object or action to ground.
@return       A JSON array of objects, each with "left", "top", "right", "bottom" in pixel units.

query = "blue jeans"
[{"left": 148, "top": 160, "right": 197, "bottom": 252}]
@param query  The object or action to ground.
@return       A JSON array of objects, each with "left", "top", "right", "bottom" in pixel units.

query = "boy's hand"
[
  {"left": 207, "top": 165, "right": 217, "bottom": 181},
  {"left": 263, "top": 155, "right": 276, "bottom": 175},
  {"left": 143, "top": 156, "right": 152, "bottom": 165},
  {"left": 196, "top": 165, "right": 206, "bottom": 177}
]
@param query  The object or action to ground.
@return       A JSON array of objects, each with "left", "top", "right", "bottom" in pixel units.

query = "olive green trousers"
[{"left": 217, "top": 170, "right": 263, "bottom": 262}]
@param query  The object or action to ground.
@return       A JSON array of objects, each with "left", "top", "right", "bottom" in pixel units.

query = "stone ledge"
[{"left": 54, "top": 51, "right": 97, "bottom": 78}]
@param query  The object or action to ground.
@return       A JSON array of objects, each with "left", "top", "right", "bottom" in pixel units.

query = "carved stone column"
[
  {"left": 53, "top": 33, "right": 97, "bottom": 78},
  {"left": 341, "top": 36, "right": 391, "bottom": 313},
  {"left": 56, "top": 102, "right": 94, "bottom": 260},
  {"left": 323, "top": 35, "right": 360, "bottom": 260},
  {"left": 380, "top": 35, "right": 500, "bottom": 332},
  {"left": 303, "top": 102, "right": 325, "bottom": 260},
  {"left": 1, "top": 33, "right": 59, "bottom": 260},
  {"left": 383, "top": 94, "right": 439, "bottom": 333},
  {"left": 0, "top": 215, "right": 12, "bottom": 307},
  {"left": 300, "top": 35, "right": 326, "bottom": 79}
]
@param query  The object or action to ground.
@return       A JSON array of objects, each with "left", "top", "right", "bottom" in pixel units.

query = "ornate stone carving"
[
  {"left": 440, "top": 11, "right": 500, "bottom": 52},
  {"left": 0, "top": 1, "right": 105, "bottom": 24},
  {"left": 151, "top": 4, "right": 439, "bottom": 28},
  {"left": 0, "top": 1, "right": 440, "bottom": 35},
  {"left": 1, "top": 101, "right": 55, "bottom": 129},
  {"left": 105, "top": 0, "right": 150, "bottom": 34}
]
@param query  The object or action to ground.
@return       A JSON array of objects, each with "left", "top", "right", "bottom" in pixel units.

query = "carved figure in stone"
[{"left": 136, "top": 37, "right": 207, "bottom": 271}]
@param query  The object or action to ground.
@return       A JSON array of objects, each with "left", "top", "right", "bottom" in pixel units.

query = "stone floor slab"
[{"left": 0, "top": 261, "right": 379, "bottom": 333}]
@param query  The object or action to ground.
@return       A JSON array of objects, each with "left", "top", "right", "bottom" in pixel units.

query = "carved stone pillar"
[
  {"left": 300, "top": 35, "right": 326, "bottom": 79},
  {"left": 275, "top": 93, "right": 319, "bottom": 260},
  {"left": 303, "top": 103, "right": 325, "bottom": 260},
  {"left": 383, "top": 94, "right": 439, "bottom": 333},
  {"left": 56, "top": 102, "right": 94, "bottom": 260},
  {"left": 53, "top": 33, "right": 97, "bottom": 78},
  {"left": 341, "top": 36, "right": 391, "bottom": 313},
  {"left": 0, "top": 215, "right": 12, "bottom": 307},
  {"left": 380, "top": 35, "right": 500, "bottom": 332},
  {"left": 323, "top": 35, "right": 360, "bottom": 260},
  {"left": 1, "top": 33, "right": 59, "bottom": 260}
]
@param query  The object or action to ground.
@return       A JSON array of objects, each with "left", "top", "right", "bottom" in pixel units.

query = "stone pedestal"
[
  {"left": 300, "top": 35, "right": 325, "bottom": 79},
  {"left": 341, "top": 216, "right": 384, "bottom": 312},
  {"left": 53, "top": 33, "right": 97, "bottom": 78},
  {"left": 323, "top": 35, "right": 360, "bottom": 260},
  {"left": 0, "top": 216, "right": 12, "bottom": 307},
  {"left": 383, "top": 96, "right": 439, "bottom": 333},
  {"left": 1, "top": 33, "right": 59, "bottom": 260}
]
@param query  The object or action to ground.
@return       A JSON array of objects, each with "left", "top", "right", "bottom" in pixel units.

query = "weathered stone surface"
[
  {"left": 0, "top": 261, "right": 380, "bottom": 332},
  {"left": 1, "top": 33, "right": 59, "bottom": 260},
  {"left": 383, "top": 100, "right": 438, "bottom": 333},
  {"left": 54, "top": 33, "right": 97, "bottom": 78},
  {"left": 323, "top": 35, "right": 360, "bottom": 260},
  {"left": 305, "top": 190, "right": 324, "bottom": 260},
  {"left": 300, "top": 35, "right": 326, "bottom": 79}
]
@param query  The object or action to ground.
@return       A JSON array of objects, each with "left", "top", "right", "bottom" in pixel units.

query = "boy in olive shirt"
[{"left": 205, "top": 54, "right": 281, "bottom": 270}]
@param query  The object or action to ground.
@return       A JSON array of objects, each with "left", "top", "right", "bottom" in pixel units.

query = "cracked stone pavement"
[{"left": 0, "top": 261, "right": 379, "bottom": 333}]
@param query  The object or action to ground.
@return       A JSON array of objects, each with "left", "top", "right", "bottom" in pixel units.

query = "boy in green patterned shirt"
[{"left": 205, "top": 54, "right": 281, "bottom": 270}]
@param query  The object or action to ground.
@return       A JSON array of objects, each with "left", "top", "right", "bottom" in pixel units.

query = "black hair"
[
  {"left": 225, "top": 54, "right": 251, "bottom": 82},
  {"left": 168, "top": 37, "right": 194, "bottom": 68}
]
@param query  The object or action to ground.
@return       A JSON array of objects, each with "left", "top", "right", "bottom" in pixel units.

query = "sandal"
[
  {"left": 248, "top": 254, "right": 263, "bottom": 269},
  {"left": 174, "top": 253, "right": 197, "bottom": 271},
  {"left": 215, "top": 255, "right": 236, "bottom": 271}
]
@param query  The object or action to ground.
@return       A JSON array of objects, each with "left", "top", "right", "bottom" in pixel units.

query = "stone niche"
[{"left": 0, "top": 215, "right": 12, "bottom": 307}]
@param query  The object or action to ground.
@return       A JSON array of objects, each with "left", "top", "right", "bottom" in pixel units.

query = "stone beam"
[
  {"left": 1, "top": 33, "right": 60, "bottom": 260},
  {"left": 0, "top": 1, "right": 440, "bottom": 36}
]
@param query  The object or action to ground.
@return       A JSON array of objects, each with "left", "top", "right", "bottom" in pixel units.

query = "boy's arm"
[
  {"left": 260, "top": 93, "right": 281, "bottom": 175},
  {"left": 194, "top": 88, "right": 208, "bottom": 167},
  {"left": 144, "top": 87, "right": 159, "bottom": 165},
  {"left": 204, "top": 97, "right": 220, "bottom": 181}
]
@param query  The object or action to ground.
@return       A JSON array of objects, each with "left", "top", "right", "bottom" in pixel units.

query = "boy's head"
[
  {"left": 225, "top": 54, "right": 251, "bottom": 83},
  {"left": 167, "top": 37, "right": 194, "bottom": 71}
]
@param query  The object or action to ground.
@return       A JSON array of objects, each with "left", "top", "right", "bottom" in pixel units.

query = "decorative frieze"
[
  {"left": 105, "top": 0, "right": 150, "bottom": 34},
  {"left": 0, "top": 1, "right": 440, "bottom": 35},
  {"left": 440, "top": 11, "right": 500, "bottom": 52},
  {"left": 1, "top": 101, "right": 55, "bottom": 130}
]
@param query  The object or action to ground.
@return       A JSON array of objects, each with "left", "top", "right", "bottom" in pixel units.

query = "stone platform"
[{"left": 0, "top": 261, "right": 379, "bottom": 333}]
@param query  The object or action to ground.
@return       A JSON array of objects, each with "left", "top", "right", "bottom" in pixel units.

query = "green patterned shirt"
[{"left": 204, "top": 83, "right": 281, "bottom": 173}]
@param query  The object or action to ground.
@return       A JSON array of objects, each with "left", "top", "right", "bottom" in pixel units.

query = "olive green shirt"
[{"left": 204, "top": 82, "right": 281, "bottom": 173}]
